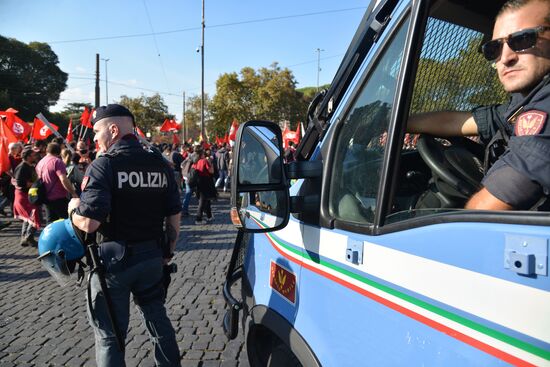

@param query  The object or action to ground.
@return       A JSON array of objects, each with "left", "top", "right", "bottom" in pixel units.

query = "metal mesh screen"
[{"left": 410, "top": 17, "right": 508, "bottom": 114}]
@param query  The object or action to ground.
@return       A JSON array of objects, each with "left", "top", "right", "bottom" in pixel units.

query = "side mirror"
[{"left": 230, "top": 121, "right": 290, "bottom": 232}]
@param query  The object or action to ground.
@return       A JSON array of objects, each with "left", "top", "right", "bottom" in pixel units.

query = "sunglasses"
[
  {"left": 79, "top": 149, "right": 88, "bottom": 154},
  {"left": 481, "top": 25, "right": 550, "bottom": 61}
]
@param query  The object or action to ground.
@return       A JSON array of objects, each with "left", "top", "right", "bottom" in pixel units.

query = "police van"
[{"left": 223, "top": 0, "right": 550, "bottom": 365}]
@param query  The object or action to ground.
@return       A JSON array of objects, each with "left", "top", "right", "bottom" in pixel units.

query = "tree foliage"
[
  {"left": 61, "top": 102, "right": 94, "bottom": 119},
  {"left": 182, "top": 93, "right": 212, "bottom": 140},
  {"left": 0, "top": 36, "right": 68, "bottom": 121},
  {"left": 117, "top": 93, "right": 173, "bottom": 134},
  {"left": 210, "top": 63, "right": 312, "bottom": 134},
  {"left": 297, "top": 84, "right": 331, "bottom": 100}
]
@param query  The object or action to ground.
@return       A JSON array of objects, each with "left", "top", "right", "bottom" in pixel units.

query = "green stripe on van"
[{"left": 267, "top": 232, "right": 550, "bottom": 361}]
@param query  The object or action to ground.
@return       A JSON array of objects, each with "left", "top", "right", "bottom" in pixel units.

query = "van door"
[{"left": 289, "top": 1, "right": 550, "bottom": 367}]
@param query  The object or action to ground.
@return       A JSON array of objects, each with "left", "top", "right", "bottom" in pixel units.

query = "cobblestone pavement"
[{"left": 0, "top": 192, "right": 249, "bottom": 367}]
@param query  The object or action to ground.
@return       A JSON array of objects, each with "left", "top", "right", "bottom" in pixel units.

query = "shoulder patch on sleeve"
[
  {"left": 81, "top": 176, "right": 89, "bottom": 191},
  {"left": 514, "top": 110, "right": 547, "bottom": 136}
]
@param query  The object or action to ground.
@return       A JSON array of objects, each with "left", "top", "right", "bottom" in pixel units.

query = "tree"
[
  {"left": 0, "top": 36, "right": 68, "bottom": 120},
  {"left": 183, "top": 94, "right": 212, "bottom": 140},
  {"left": 117, "top": 93, "right": 173, "bottom": 135},
  {"left": 297, "top": 84, "right": 331, "bottom": 100},
  {"left": 60, "top": 102, "right": 94, "bottom": 119},
  {"left": 211, "top": 63, "right": 312, "bottom": 134}
]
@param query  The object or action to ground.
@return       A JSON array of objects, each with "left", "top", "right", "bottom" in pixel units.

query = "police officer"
[
  {"left": 68, "top": 104, "right": 181, "bottom": 367},
  {"left": 408, "top": 0, "right": 550, "bottom": 210}
]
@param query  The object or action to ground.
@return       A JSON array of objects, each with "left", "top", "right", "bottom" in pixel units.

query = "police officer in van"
[
  {"left": 408, "top": 0, "right": 550, "bottom": 211},
  {"left": 68, "top": 104, "right": 181, "bottom": 367}
]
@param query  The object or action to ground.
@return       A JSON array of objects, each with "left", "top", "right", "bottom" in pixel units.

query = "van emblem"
[{"left": 270, "top": 261, "right": 296, "bottom": 304}]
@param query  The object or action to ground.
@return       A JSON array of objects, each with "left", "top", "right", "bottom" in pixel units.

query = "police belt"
[{"left": 98, "top": 239, "right": 161, "bottom": 270}]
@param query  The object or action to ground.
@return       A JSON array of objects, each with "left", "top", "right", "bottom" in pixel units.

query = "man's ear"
[{"left": 109, "top": 123, "right": 120, "bottom": 138}]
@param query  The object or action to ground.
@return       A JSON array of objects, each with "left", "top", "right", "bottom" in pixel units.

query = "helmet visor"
[{"left": 37, "top": 251, "right": 72, "bottom": 287}]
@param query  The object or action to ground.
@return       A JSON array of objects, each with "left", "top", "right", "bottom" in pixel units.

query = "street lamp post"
[
  {"left": 316, "top": 48, "right": 324, "bottom": 91},
  {"left": 200, "top": 0, "right": 205, "bottom": 140},
  {"left": 101, "top": 58, "right": 110, "bottom": 105}
]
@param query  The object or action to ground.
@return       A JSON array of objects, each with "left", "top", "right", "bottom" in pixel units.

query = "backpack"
[
  {"left": 28, "top": 178, "right": 48, "bottom": 205},
  {"left": 181, "top": 158, "right": 193, "bottom": 178},
  {"left": 187, "top": 166, "right": 199, "bottom": 188}
]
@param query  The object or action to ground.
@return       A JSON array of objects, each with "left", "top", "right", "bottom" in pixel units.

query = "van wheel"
[{"left": 266, "top": 344, "right": 302, "bottom": 367}]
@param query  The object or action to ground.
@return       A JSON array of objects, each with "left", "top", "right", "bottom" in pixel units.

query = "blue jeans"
[
  {"left": 181, "top": 181, "right": 192, "bottom": 214},
  {"left": 87, "top": 247, "right": 180, "bottom": 367},
  {"left": 215, "top": 170, "right": 228, "bottom": 189}
]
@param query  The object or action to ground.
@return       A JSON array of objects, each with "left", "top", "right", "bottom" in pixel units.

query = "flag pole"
[{"left": 36, "top": 113, "right": 75, "bottom": 154}]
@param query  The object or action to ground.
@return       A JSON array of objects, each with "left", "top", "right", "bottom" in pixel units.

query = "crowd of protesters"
[
  {"left": 164, "top": 141, "right": 233, "bottom": 224},
  {"left": 0, "top": 138, "right": 94, "bottom": 246},
  {"left": 0, "top": 132, "right": 233, "bottom": 246}
]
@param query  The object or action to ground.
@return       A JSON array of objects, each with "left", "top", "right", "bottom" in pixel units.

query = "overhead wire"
[
  {"left": 142, "top": 0, "right": 172, "bottom": 94},
  {"left": 67, "top": 75, "right": 181, "bottom": 97},
  {"left": 47, "top": 7, "right": 367, "bottom": 44},
  {"left": 48, "top": 6, "right": 366, "bottom": 115}
]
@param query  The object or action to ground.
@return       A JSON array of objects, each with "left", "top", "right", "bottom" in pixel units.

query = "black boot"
[{"left": 26, "top": 237, "right": 38, "bottom": 247}]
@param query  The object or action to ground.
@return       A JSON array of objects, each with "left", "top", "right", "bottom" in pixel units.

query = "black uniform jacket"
[{"left": 76, "top": 135, "right": 181, "bottom": 243}]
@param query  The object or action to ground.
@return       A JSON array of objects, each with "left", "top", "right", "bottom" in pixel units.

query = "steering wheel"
[{"left": 416, "top": 135, "right": 485, "bottom": 199}]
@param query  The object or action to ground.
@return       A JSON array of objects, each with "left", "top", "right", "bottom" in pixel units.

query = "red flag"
[
  {"left": 67, "top": 119, "right": 74, "bottom": 142},
  {"left": 0, "top": 110, "right": 31, "bottom": 141},
  {"left": 202, "top": 141, "right": 211, "bottom": 149},
  {"left": 159, "top": 118, "right": 176, "bottom": 132},
  {"left": 136, "top": 126, "right": 146, "bottom": 138},
  {"left": 170, "top": 119, "right": 181, "bottom": 130},
  {"left": 282, "top": 123, "right": 290, "bottom": 149},
  {"left": 282, "top": 122, "right": 301, "bottom": 148},
  {"left": 87, "top": 109, "right": 94, "bottom": 128},
  {"left": 228, "top": 119, "right": 239, "bottom": 142},
  {"left": 215, "top": 135, "right": 222, "bottom": 146},
  {"left": 282, "top": 122, "right": 289, "bottom": 137},
  {"left": 80, "top": 107, "right": 93, "bottom": 128},
  {"left": 32, "top": 117, "right": 58, "bottom": 140},
  {"left": 223, "top": 133, "right": 229, "bottom": 144},
  {"left": 295, "top": 121, "right": 301, "bottom": 142},
  {"left": 0, "top": 118, "right": 18, "bottom": 174},
  {"left": 172, "top": 133, "right": 180, "bottom": 145}
]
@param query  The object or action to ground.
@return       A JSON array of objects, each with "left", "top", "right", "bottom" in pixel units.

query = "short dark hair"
[
  {"left": 46, "top": 142, "right": 61, "bottom": 156},
  {"left": 34, "top": 140, "right": 47, "bottom": 148},
  {"left": 498, "top": 0, "right": 550, "bottom": 23},
  {"left": 22, "top": 148, "right": 34, "bottom": 161}
]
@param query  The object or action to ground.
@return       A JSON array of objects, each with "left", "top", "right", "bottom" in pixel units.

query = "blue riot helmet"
[{"left": 37, "top": 219, "right": 85, "bottom": 286}]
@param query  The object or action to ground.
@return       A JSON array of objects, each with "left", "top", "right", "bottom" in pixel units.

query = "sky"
[{"left": 1, "top": 0, "right": 367, "bottom": 122}]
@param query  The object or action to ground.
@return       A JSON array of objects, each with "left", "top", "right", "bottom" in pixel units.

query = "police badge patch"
[{"left": 514, "top": 110, "right": 547, "bottom": 136}]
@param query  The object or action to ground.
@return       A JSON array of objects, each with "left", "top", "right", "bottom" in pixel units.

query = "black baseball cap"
[{"left": 91, "top": 104, "right": 135, "bottom": 126}]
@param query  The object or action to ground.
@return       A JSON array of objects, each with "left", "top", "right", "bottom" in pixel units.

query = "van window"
[
  {"left": 329, "top": 17, "right": 410, "bottom": 224},
  {"left": 387, "top": 16, "right": 508, "bottom": 223}
]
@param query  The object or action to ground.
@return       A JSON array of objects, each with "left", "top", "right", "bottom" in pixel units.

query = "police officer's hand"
[{"left": 68, "top": 198, "right": 81, "bottom": 216}]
